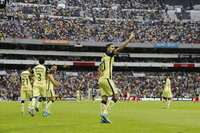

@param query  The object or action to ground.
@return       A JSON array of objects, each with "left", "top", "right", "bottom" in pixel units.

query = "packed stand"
[
  {"left": 0, "top": 70, "right": 199, "bottom": 100},
  {"left": 0, "top": 0, "right": 199, "bottom": 43},
  {"left": 1, "top": 54, "right": 200, "bottom": 63}
]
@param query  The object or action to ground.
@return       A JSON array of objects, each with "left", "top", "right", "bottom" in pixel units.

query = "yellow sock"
[
  {"left": 42, "top": 101, "right": 47, "bottom": 112},
  {"left": 103, "top": 100, "right": 115, "bottom": 115},
  {"left": 36, "top": 101, "right": 41, "bottom": 108},
  {"left": 28, "top": 101, "right": 32, "bottom": 109},
  {"left": 46, "top": 101, "right": 53, "bottom": 112},
  {"left": 101, "top": 103, "right": 106, "bottom": 114},
  {"left": 21, "top": 103, "right": 25, "bottom": 113},
  {"left": 31, "top": 98, "right": 36, "bottom": 109}
]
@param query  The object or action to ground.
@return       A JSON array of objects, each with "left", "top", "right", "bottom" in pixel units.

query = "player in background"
[
  {"left": 162, "top": 75, "right": 172, "bottom": 108},
  {"left": 76, "top": 89, "right": 81, "bottom": 101},
  {"left": 127, "top": 90, "right": 131, "bottom": 102},
  {"left": 98, "top": 33, "right": 135, "bottom": 123},
  {"left": 91, "top": 88, "right": 97, "bottom": 102},
  {"left": 193, "top": 87, "right": 200, "bottom": 102},
  {"left": 123, "top": 89, "right": 128, "bottom": 102},
  {"left": 45, "top": 65, "right": 61, "bottom": 115},
  {"left": 20, "top": 65, "right": 33, "bottom": 115},
  {"left": 30, "top": 57, "right": 61, "bottom": 117}
]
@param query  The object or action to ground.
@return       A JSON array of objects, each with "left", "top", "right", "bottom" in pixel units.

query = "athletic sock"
[
  {"left": 101, "top": 100, "right": 107, "bottom": 114},
  {"left": 21, "top": 103, "right": 25, "bottom": 113},
  {"left": 28, "top": 101, "right": 32, "bottom": 109},
  {"left": 103, "top": 98, "right": 117, "bottom": 115},
  {"left": 46, "top": 101, "right": 53, "bottom": 112},
  {"left": 31, "top": 98, "right": 36, "bottom": 109},
  {"left": 167, "top": 100, "right": 171, "bottom": 108}
]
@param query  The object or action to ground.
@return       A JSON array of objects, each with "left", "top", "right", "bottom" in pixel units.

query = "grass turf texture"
[{"left": 0, "top": 101, "right": 200, "bottom": 133}]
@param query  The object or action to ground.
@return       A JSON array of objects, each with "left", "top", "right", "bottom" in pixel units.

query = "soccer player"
[
  {"left": 193, "top": 87, "right": 200, "bottom": 102},
  {"left": 76, "top": 89, "right": 81, "bottom": 101},
  {"left": 162, "top": 75, "right": 172, "bottom": 108},
  {"left": 20, "top": 65, "right": 33, "bottom": 115},
  {"left": 30, "top": 57, "right": 60, "bottom": 117},
  {"left": 98, "top": 33, "right": 135, "bottom": 123},
  {"left": 45, "top": 65, "right": 60, "bottom": 115},
  {"left": 91, "top": 88, "right": 97, "bottom": 102}
]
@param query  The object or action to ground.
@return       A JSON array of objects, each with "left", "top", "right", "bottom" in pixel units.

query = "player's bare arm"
[
  {"left": 46, "top": 74, "right": 62, "bottom": 87},
  {"left": 97, "top": 65, "right": 104, "bottom": 77},
  {"left": 114, "top": 32, "right": 135, "bottom": 54}
]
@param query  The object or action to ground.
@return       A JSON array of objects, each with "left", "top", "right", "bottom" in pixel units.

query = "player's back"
[
  {"left": 100, "top": 52, "right": 114, "bottom": 79},
  {"left": 20, "top": 70, "right": 32, "bottom": 90},
  {"left": 33, "top": 64, "right": 49, "bottom": 86},
  {"left": 164, "top": 78, "right": 171, "bottom": 91}
]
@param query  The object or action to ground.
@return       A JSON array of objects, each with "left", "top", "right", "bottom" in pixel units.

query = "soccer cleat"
[
  {"left": 42, "top": 112, "right": 48, "bottom": 116},
  {"left": 30, "top": 109, "right": 34, "bottom": 117},
  {"left": 46, "top": 112, "right": 53, "bottom": 115},
  {"left": 21, "top": 112, "right": 25, "bottom": 115},
  {"left": 100, "top": 119, "right": 107, "bottom": 123},
  {"left": 35, "top": 107, "right": 39, "bottom": 112},
  {"left": 100, "top": 114, "right": 112, "bottom": 123}
]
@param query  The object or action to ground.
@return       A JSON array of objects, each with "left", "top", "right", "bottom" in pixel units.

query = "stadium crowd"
[
  {"left": 0, "top": 70, "right": 199, "bottom": 100},
  {"left": 1, "top": 54, "right": 200, "bottom": 63},
  {"left": 0, "top": 0, "right": 199, "bottom": 43}
]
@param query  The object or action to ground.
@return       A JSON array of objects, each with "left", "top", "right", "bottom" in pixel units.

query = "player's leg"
[
  {"left": 26, "top": 90, "right": 33, "bottom": 113},
  {"left": 100, "top": 79, "right": 118, "bottom": 123},
  {"left": 98, "top": 78, "right": 110, "bottom": 123},
  {"left": 30, "top": 85, "right": 40, "bottom": 116},
  {"left": 167, "top": 97, "right": 172, "bottom": 108},
  {"left": 40, "top": 86, "right": 48, "bottom": 116},
  {"left": 35, "top": 97, "right": 42, "bottom": 112},
  {"left": 46, "top": 91, "right": 55, "bottom": 115},
  {"left": 20, "top": 90, "right": 26, "bottom": 115}
]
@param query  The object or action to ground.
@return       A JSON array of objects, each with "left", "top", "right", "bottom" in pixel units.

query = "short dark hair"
[
  {"left": 25, "top": 65, "right": 31, "bottom": 70},
  {"left": 105, "top": 43, "right": 114, "bottom": 51},
  {"left": 39, "top": 57, "right": 45, "bottom": 64}
]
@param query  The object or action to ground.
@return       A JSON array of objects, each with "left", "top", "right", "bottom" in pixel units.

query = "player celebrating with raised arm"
[
  {"left": 162, "top": 75, "right": 172, "bottom": 109},
  {"left": 98, "top": 33, "right": 135, "bottom": 123}
]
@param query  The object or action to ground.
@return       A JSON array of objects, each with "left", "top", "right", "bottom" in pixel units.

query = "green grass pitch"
[{"left": 0, "top": 101, "right": 200, "bottom": 133}]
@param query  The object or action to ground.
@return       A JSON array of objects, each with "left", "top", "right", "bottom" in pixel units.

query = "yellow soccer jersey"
[
  {"left": 164, "top": 78, "right": 171, "bottom": 91},
  {"left": 33, "top": 64, "right": 50, "bottom": 86},
  {"left": 99, "top": 51, "right": 115, "bottom": 79},
  {"left": 20, "top": 70, "right": 32, "bottom": 90}
]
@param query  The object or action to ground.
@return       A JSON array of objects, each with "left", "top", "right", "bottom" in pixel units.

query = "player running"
[{"left": 98, "top": 32, "right": 135, "bottom": 123}]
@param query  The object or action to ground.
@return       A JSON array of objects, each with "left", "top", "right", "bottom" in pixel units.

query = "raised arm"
[{"left": 114, "top": 32, "right": 135, "bottom": 54}]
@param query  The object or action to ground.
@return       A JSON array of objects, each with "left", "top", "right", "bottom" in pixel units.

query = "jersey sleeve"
[
  {"left": 105, "top": 50, "right": 115, "bottom": 57},
  {"left": 46, "top": 66, "right": 51, "bottom": 74}
]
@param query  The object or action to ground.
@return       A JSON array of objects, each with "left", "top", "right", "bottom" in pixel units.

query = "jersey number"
[
  {"left": 37, "top": 73, "right": 42, "bottom": 81},
  {"left": 22, "top": 78, "right": 28, "bottom": 86}
]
